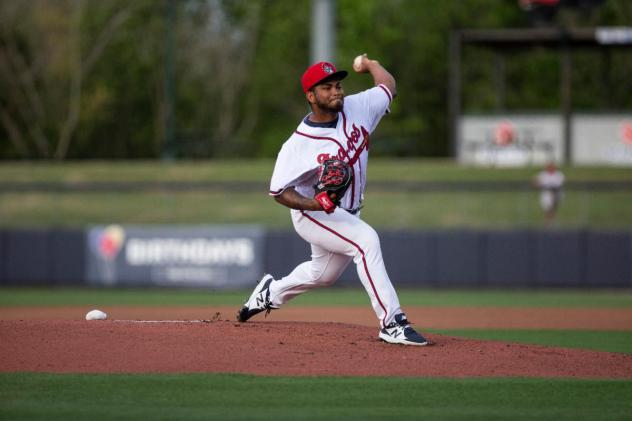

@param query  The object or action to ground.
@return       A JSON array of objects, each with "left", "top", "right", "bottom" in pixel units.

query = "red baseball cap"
[{"left": 301, "top": 61, "right": 348, "bottom": 93}]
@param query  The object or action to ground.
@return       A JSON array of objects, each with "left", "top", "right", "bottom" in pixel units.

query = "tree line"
[{"left": 1, "top": 0, "right": 630, "bottom": 160}]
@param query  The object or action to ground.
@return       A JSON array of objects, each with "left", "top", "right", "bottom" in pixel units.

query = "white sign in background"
[
  {"left": 86, "top": 225, "right": 265, "bottom": 288},
  {"left": 458, "top": 113, "right": 632, "bottom": 166},
  {"left": 573, "top": 114, "right": 632, "bottom": 165},
  {"left": 458, "top": 114, "right": 563, "bottom": 167}
]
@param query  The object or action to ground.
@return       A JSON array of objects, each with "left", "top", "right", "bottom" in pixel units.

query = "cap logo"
[{"left": 322, "top": 63, "right": 334, "bottom": 74}]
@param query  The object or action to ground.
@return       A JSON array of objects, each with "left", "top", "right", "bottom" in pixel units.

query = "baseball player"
[
  {"left": 237, "top": 55, "right": 429, "bottom": 346},
  {"left": 533, "top": 162, "right": 565, "bottom": 226}
]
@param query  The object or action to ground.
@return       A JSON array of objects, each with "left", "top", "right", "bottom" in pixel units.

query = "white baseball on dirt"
[
  {"left": 85, "top": 309, "right": 107, "bottom": 321},
  {"left": 353, "top": 55, "right": 364, "bottom": 71}
]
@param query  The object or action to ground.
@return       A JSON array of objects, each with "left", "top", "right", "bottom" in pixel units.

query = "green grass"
[
  {"left": 429, "top": 329, "right": 632, "bottom": 354},
  {"left": 1, "top": 159, "right": 630, "bottom": 182},
  {"left": 1, "top": 159, "right": 631, "bottom": 228},
  {"left": 0, "top": 160, "right": 276, "bottom": 183},
  {"left": 0, "top": 191, "right": 294, "bottom": 228},
  {"left": 2, "top": 287, "right": 631, "bottom": 308},
  {"left": 3, "top": 190, "right": 631, "bottom": 228},
  {"left": 1, "top": 373, "right": 631, "bottom": 420},
  {"left": 0, "top": 287, "right": 247, "bottom": 307}
]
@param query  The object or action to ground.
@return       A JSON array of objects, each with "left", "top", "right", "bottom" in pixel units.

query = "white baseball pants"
[{"left": 267, "top": 207, "right": 403, "bottom": 328}]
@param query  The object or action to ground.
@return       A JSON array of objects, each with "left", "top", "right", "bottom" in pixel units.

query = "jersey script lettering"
[{"left": 316, "top": 121, "right": 370, "bottom": 165}]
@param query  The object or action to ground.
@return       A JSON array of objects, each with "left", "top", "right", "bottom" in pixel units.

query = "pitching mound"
[{"left": 1, "top": 319, "right": 630, "bottom": 378}]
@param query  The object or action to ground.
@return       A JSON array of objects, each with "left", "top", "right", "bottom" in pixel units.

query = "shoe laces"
[
  {"left": 263, "top": 298, "right": 274, "bottom": 317},
  {"left": 251, "top": 276, "right": 277, "bottom": 317},
  {"left": 386, "top": 314, "right": 412, "bottom": 329},
  {"left": 260, "top": 292, "right": 275, "bottom": 317},
  {"left": 398, "top": 316, "right": 411, "bottom": 326}
]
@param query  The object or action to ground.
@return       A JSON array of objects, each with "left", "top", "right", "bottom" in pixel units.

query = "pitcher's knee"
[
  {"left": 308, "top": 266, "right": 337, "bottom": 286},
  {"left": 319, "top": 275, "right": 337, "bottom": 287},
  {"left": 358, "top": 226, "right": 381, "bottom": 254}
]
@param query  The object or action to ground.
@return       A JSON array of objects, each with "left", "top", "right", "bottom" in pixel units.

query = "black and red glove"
[{"left": 313, "top": 159, "right": 352, "bottom": 214}]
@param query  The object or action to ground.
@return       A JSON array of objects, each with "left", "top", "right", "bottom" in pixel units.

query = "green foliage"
[
  {"left": 1, "top": 0, "right": 631, "bottom": 159},
  {"left": 249, "top": 0, "right": 312, "bottom": 157},
  {"left": 1, "top": 374, "right": 631, "bottom": 420}
]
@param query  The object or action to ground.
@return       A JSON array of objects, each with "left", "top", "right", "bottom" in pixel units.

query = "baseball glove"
[{"left": 313, "top": 159, "right": 352, "bottom": 214}]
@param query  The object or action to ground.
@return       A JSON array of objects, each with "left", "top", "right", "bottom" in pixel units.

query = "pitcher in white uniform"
[{"left": 237, "top": 55, "right": 429, "bottom": 346}]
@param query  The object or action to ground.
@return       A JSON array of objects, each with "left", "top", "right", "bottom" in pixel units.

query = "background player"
[
  {"left": 533, "top": 161, "right": 565, "bottom": 227},
  {"left": 237, "top": 54, "right": 429, "bottom": 346}
]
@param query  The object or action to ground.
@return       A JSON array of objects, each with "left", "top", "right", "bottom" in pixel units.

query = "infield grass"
[
  {"left": 1, "top": 373, "right": 631, "bottom": 420},
  {"left": 2, "top": 287, "right": 631, "bottom": 308}
]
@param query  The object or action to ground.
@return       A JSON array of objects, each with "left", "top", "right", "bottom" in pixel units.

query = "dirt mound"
[
  {"left": 2, "top": 306, "right": 630, "bottom": 330},
  {"left": 1, "top": 320, "right": 630, "bottom": 378}
]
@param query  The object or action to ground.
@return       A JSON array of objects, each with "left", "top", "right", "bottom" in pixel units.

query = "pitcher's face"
[{"left": 309, "top": 80, "right": 345, "bottom": 113}]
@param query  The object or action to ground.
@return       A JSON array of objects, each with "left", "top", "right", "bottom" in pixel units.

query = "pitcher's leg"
[
  {"left": 269, "top": 245, "right": 351, "bottom": 306},
  {"left": 298, "top": 210, "right": 402, "bottom": 328},
  {"left": 350, "top": 223, "right": 402, "bottom": 327}
]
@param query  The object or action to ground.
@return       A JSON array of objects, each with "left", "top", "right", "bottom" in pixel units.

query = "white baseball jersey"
[
  {"left": 262, "top": 83, "right": 405, "bottom": 329},
  {"left": 536, "top": 170, "right": 564, "bottom": 191},
  {"left": 269, "top": 84, "right": 393, "bottom": 211},
  {"left": 536, "top": 169, "right": 564, "bottom": 211}
]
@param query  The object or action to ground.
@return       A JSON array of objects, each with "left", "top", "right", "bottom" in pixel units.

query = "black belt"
[{"left": 344, "top": 206, "right": 362, "bottom": 215}]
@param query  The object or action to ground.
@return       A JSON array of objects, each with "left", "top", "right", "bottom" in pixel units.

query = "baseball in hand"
[{"left": 353, "top": 54, "right": 366, "bottom": 72}]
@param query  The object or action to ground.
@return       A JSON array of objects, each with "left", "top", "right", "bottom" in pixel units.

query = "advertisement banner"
[
  {"left": 572, "top": 114, "right": 632, "bottom": 166},
  {"left": 86, "top": 225, "right": 264, "bottom": 288},
  {"left": 458, "top": 114, "right": 563, "bottom": 167}
]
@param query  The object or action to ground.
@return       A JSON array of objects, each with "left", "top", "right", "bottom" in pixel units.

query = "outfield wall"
[{"left": 0, "top": 227, "right": 630, "bottom": 288}]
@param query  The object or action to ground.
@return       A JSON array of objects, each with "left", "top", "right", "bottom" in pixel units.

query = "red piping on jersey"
[
  {"left": 378, "top": 84, "right": 392, "bottom": 103},
  {"left": 269, "top": 188, "right": 284, "bottom": 196},
  {"left": 294, "top": 130, "right": 349, "bottom": 158},
  {"left": 300, "top": 211, "right": 389, "bottom": 327}
]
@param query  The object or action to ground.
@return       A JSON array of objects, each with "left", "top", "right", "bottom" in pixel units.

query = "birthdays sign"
[{"left": 86, "top": 225, "right": 264, "bottom": 288}]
